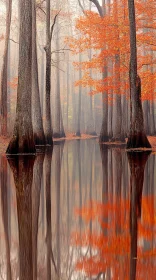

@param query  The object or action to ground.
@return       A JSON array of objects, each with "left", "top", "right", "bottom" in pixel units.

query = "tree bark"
[
  {"left": 32, "top": 0, "right": 45, "bottom": 145},
  {"left": 0, "top": 0, "right": 12, "bottom": 136},
  {"left": 127, "top": 0, "right": 151, "bottom": 149},
  {"left": 6, "top": 0, "right": 36, "bottom": 154},
  {"left": 44, "top": 0, "right": 53, "bottom": 145}
]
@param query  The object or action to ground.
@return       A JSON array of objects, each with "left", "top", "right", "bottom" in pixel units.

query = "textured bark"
[
  {"left": 99, "top": 71, "right": 109, "bottom": 142},
  {"left": 0, "top": 0, "right": 12, "bottom": 136},
  {"left": 6, "top": 0, "right": 35, "bottom": 154},
  {"left": 76, "top": 53, "right": 82, "bottom": 137},
  {"left": 53, "top": 2, "right": 65, "bottom": 138},
  {"left": 99, "top": 1, "right": 109, "bottom": 142},
  {"left": 149, "top": 100, "right": 155, "bottom": 135},
  {"left": 7, "top": 156, "right": 35, "bottom": 280},
  {"left": 112, "top": 54, "right": 125, "bottom": 142},
  {"left": 127, "top": 0, "right": 151, "bottom": 149},
  {"left": 32, "top": 0, "right": 45, "bottom": 145},
  {"left": 44, "top": 0, "right": 53, "bottom": 145}
]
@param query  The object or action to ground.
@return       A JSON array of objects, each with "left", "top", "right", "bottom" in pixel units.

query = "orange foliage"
[{"left": 67, "top": 0, "right": 156, "bottom": 101}]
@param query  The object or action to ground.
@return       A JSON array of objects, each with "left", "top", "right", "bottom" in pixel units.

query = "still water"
[{"left": 0, "top": 139, "right": 156, "bottom": 280}]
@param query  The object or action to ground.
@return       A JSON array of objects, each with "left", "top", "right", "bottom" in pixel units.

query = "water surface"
[{"left": 0, "top": 139, "right": 156, "bottom": 279}]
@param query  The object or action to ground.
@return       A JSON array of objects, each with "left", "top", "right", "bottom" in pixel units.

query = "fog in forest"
[{"left": 0, "top": 0, "right": 156, "bottom": 279}]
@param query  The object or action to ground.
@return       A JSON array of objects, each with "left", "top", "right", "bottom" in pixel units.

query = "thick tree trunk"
[
  {"left": 127, "top": 0, "right": 151, "bottom": 149},
  {"left": 99, "top": 1, "right": 109, "bottom": 142},
  {"left": 1, "top": 0, "right": 12, "bottom": 136},
  {"left": 32, "top": 0, "right": 45, "bottom": 145},
  {"left": 44, "top": 0, "right": 53, "bottom": 145},
  {"left": 6, "top": 0, "right": 35, "bottom": 154}
]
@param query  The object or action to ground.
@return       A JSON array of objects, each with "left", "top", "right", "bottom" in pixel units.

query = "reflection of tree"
[
  {"left": 1, "top": 156, "right": 12, "bottom": 280},
  {"left": 32, "top": 153, "right": 44, "bottom": 279},
  {"left": 55, "top": 142, "right": 64, "bottom": 278},
  {"left": 45, "top": 148, "right": 55, "bottom": 279},
  {"left": 71, "top": 151, "right": 156, "bottom": 279},
  {"left": 127, "top": 152, "right": 150, "bottom": 280},
  {"left": 7, "top": 156, "right": 35, "bottom": 280}
]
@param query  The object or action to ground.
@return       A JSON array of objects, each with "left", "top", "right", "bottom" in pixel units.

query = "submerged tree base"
[
  {"left": 99, "top": 134, "right": 109, "bottom": 143},
  {"left": 6, "top": 135, "right": 36, "bottom": 154},
  {"left": 86, "top": 131, "right": 97, "bottom": 136},
  {"left": 127, "top": 132, "right": 151, "bottom": 149},
  {"left": 45, "top": 135, "right": 53, "bottom": 146},
  {"left": 53, "top": 132, "right": 66, "bottom": 138},
  {"left": 75, "top": 132, "right": 81, "bottom": 137},
  {"left": 111, "top": 136, "right": 125, "bottom": 143},
  {"left": 34, "top": 133, "right": 46, "bottom": 146}
]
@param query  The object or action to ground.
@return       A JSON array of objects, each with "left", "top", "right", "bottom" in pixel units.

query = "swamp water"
[{"left": 0, "top": 139, "right": 156, "bottom": 279}]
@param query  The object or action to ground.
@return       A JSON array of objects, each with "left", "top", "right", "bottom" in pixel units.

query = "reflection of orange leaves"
[{"left": 72, "top": 195, "right": 156, "bottom": 278}]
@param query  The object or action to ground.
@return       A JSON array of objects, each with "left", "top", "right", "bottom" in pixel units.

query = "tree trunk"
[
  {"left": 99, "top": 1, "right": 109, "bottom": 142},
  {"left": 0, "top": 0, "right": 12, "bottom": 136},
  {"left": 112, "top": 54, "right": 125, "bottom": 142},
  {"left": 44, "top": 0, "right": 53, "bottom": 145},
  {"left": 6, "top": 0, "right": 36, "bottom": 154},
  {"left": 76, "top": 53, "right": 82, "bottom": 137},
  {"left": 127, "top": 0, "right": 151, "bottom": 149},
  {"left": 32, "top": 0, "right": 45, "bottom": 145}
]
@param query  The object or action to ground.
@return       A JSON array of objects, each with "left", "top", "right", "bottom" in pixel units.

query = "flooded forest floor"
[{"left": 1, "top": 135, "right": 156, "bottom": 154}]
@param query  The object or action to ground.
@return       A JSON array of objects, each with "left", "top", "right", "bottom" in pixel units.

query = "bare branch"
[
  {"left": 51, "top": 63, "right": 65, "bottom": 72},
  {"left": 37, "top": 6, "right": 46, "bottom": 15},
  {"left": 78, "top": 0, "right": 86, "bottom": 16},
  {"left": 89, "top": 0, "right": 103, "bottom": 17},
  {"left": 50, "top": 10, "right": 61, "bottom": 41},
  {"left": 9, "top": 38, "right": 19, "bottom": 44}
]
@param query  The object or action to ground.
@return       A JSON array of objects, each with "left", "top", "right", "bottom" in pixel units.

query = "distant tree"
[
  {"left": 126, "top": 0, "right": 151, "bottom": 149},
  {"left": 0, "top": 0, "right": 12, "bottom": 136},
  {"left": 32, "top": 0, "right": 46, "bottom": 145},
  {"left": 6, "top": 0, "right": 36, "bottom": 154}
]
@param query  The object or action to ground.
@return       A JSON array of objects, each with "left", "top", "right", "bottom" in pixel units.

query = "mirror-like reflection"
[{"left": 0, "top": 140, "right": 156, "bottom": 279}]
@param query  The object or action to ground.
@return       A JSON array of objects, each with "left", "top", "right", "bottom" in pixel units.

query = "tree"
[
  {"left": 6, "top": 0, "right": 36, "bottom": 154},
  {"left": 68, "top": 0, "right": 156, "bottom": 142},
  {"left": 32, "top": 0, "right": 46, "bottom": 145},
  {"left": 53, "top": 1, "right": 66, "bottom": 138},
  {"left": 0, "top": 0, "right": 12, "bottom": 136},
  {"left": 44, "top": 0, "right": 53, "bottom": 145},
  {"left": 126, "top": 0, "right": 151, "bottom": 149}
]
